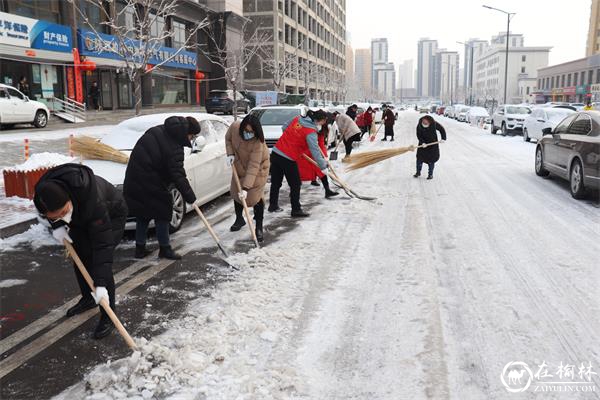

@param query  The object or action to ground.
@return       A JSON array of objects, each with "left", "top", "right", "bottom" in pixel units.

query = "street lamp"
[
  {"left": 483, "top": 5, "right": 516, "bottom": 105},
  {"left": 457, "top": 41, "right": 474, "bottom": 105}
]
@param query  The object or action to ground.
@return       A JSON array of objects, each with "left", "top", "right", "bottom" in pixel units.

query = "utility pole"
[{"left": 483, "top": 5, "right": 516, "bottom": 105}]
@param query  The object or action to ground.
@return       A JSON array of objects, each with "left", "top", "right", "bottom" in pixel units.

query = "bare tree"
[
  {"left": 298, "top": 58, "right": 317, "bottom": 105},
  {"left": 70, "top": 0, "right": 208, "bottom": 115},
  {"left": 204, "top": 15, "right": 270, "bottom": 121},
  {"left": 259, "top": 39, "right": 304, "bottom": 92}
]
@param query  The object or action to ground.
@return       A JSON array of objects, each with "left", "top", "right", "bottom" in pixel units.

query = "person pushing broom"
[{"left": 414, "top": 115, "right": 446, "bottom": 180}]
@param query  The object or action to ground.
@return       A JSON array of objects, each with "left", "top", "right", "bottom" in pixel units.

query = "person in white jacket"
[{"left": 333, "top": 112, "right": 362, "bottom": 157}]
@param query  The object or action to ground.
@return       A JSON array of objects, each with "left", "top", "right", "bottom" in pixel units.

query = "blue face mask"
[{"left": 242, "top": 131, "right": 255, "bottom": 140}]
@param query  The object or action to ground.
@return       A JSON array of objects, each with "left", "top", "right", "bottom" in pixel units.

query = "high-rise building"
[
  {"left": 417, "top": 38, "right": 438, "bottom": 98},
  {"left": 371, "top": 38, "right": 395, "bottom": 99},
  {"left": 346, "top": 41, "right": 354, "bottom": 80},
  {"left": 587, "top": 0, "right": 600, "bottom": 56},
  {"left": 463, "top": 39, "right": 488, "bottom": 104},
  {"left": 436, "top": 51, "right": 460, "bottom": 104},
  {"left": 243, "top": 0, "right": 347, "bottom": 101},
  {"left": 397, "top": 59, "right": 413, "bottom": 90},
  {"left": 354, "top": 48, "right": 372, "bottom": 97}
]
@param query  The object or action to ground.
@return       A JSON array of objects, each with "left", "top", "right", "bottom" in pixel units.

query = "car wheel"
[
  {"left": 33, "top": 110, "right": 48, "bottom": 128},
  {"left": 491, "top": 123, "right": 497, "bottom": 134},
  {"left": 535, "top": 146, "right": 550, "bottom": 177},
  {"left": 501, "top": 122, "right": 508, "bottom": 136},
  {"left": 169, "top": 186, "right": 186, "bottom": 232},
  {"left": 570, "top": 159, "right": 586, "bottom": 199},
  {"left": 523, "top": 128, "right": 531, "bottom": 142}
]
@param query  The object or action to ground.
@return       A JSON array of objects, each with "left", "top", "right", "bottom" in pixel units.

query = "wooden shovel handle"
[{"left": 231, "top": 166, "right": 260, "bottom": 248}]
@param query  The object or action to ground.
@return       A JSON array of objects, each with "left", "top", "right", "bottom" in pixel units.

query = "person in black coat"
[
  {"left": 124, "top": 116, "right": 200, "bottom": 260},
  {"left": 34, "top": 164, "right": 128, "bottom": 339},
  {"left": 414, "top": 115, "right": 446, "bottom": 179},
  {"left": 346, "top": 104, "right": 358, "bottom": 120}
]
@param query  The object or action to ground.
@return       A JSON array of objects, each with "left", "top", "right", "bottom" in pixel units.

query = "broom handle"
[
  {"left": 64, "top": 240, "right": 137, "bottom": 350},
  {"left": 303, "top": 154, "right": 348, "bottom": 191},
  {"left": 231, "top": 166, "right": 260, "bottom": 248},
  {"left": 193, "top": 204, "right": 228, "bottom": 255},
  {"left": 417, "top": 141, "right": 441, "bottom": 149}
]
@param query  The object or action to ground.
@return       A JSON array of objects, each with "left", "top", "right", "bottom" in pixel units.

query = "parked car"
[
  {"left": 569, "top": 103, "right": 585, "bottom": 111},
  {"left": 491, "top": 105, "right": 532, "bottom": 135},
  {"left": 436, "top": 106, "right": 446, "bottom": 116},
  {"left": 418, "top": 105, "right": 429, "bottom": 114},
  {"left": 456, "top": 106, "right": 471, "bottom": 122},
  {"left": 248, "top": 105, "right": 309, "bottom": 148},
  {"left": 535, "top": 111, "right": 600, "bottom": 199},
  {"left": 443, "top": 106, "right": 454, "bottom": 118},
  {"left": 523, "top": 107, "right": 576, "bottom": 142},
  {"left": 466, "top": 106, "right": 490, "bottom": 126},
  {"left": 84, "top": 113, "right": 231, "bottom": 231},
  {"left": 206, "top": 90, "right": 250, "bottom": 115},
  {"left": 0, "top": 83, "right": 49, "bottom": 129}
]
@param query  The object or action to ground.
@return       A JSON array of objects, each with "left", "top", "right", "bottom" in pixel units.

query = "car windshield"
[
  {"left": 210, "top": 91, "right": 229, "bottom": 99},
  {"left": 547, "top": 109, "right": 575, "bottom": 121},
  {"left": 252, "top": 108, "right": 301, "bottom": 126},
  {"left": 506, "top": 106, "right": 530, "bottom": 114}
]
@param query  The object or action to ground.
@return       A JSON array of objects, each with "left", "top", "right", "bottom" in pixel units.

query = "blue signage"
[
  {"left": 0, "top": 11, "right": 72, "bottom": 52},
  {"left": 78, "top": 29, "right": 197, "bottom": 70}
]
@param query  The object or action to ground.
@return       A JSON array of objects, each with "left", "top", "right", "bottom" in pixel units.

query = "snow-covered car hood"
[
  {"left": 505, "top": 113, "right": 529, "bottom": 120},
  {"left": 263, "top": 125, "right": 284, "bottom": 140},
  {"left": 82, "top": 158, "right": 129, "bottom": 186}
]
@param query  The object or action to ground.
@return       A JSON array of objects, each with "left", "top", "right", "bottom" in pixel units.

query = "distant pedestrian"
[
  {"left": 333, "top": 111, "right": 362, "bottom": 157},
  {"left": 89, "top": 81, "right": 100, "bottom": 111},
  {"left": 225, "top": 114, "right": 270, "bottom": 242},
  {"left": 346, "top": 104, "right": 358, "bottom": 120},
  {"left": 584, "top": 100, "right": 594, "bottom": 111},
  {"left": 124, "top": 116, "right": 200, "bottom": 260},
  {"left": 18, "top": 76, "right": 30, "bottom": 97},
  {"left": 381, "top": 105, "right": 396, "bottom": 141},
  {"left": 414, "top": 115, "right": 447, "bottom": 180}
]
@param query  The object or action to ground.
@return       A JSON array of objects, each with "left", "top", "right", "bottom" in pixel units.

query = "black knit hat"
[
  {"left": 186, "top": 116, "right": 201, "bottom": 136},
  {"left": 35, "top": 181, "right": 69, "bottom": 213}
]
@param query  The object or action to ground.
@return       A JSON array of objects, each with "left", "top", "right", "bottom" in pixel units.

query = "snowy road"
[{"left": 1, "top": 111, "right": 599, "bottom": 399}]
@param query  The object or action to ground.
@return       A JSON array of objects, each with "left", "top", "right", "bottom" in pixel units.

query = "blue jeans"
[
  {"left": 135, "top": 218, "right": 170, "bottom": 247},
  {"left": 417, "top": 160, "right": 435, "bottom": 176}
]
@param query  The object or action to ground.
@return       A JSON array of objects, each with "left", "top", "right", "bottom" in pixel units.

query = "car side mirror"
[
  {"left": 192, "top": 136, "right": 207, "bottom": 153},
  {"left": 542, "top": 127, "right": 553, "bottom": 136},
  {"left": 537, "top": 118, "right": 546, "bottom": 123},
  {"left": 24, "top": 96, "right": 29, "bottom": 102}
]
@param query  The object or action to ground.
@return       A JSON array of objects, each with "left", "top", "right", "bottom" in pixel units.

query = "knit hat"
[
  {"left": 186, "top": 116, "right": 201, "bottom": 136},
  {"left": 35, "top": 181, "right": 69, "bottom": 213}
]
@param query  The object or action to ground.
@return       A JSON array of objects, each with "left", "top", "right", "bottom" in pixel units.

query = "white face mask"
[
  {"left": 421, "top": 122, "right": 430, "bottom": 129},
  {"left": 316, "top": 124, "right": 323, "bottom": 132},
  {"left": 61, "top": 207, "right": 73, "bottom": 224}
]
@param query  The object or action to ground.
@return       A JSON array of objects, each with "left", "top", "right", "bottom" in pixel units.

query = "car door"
[
  {"left": 6, "top": 87, "right": 31, "bottom": 121},
  {"left": 191, "top": 119, "right": 221, "bottom": 203},
  {"left": 558, "top": 114, "right": 593, "bottom": 176},
  {"left": 208, "top": 119, "right": 231, "bottom": 193},
  {"left": 532, "top": 110, "right": 546, "bottom": 140},
  {"left": 0, "top": 87, "right": 16, "bottom": 123},
  {"left": 546, "top": 114, "right": 577, "bottom": 171}
]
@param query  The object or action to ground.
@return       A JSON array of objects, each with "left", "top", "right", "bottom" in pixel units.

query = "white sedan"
[
  {"left": 466, "top": 106, "right": 490, "bottom": 127},
  {"left": 0, "top": 83, "right": 49, "bottom": 128},
  {"left": 84, "top": 113, "right": 231, "bottom": 231},
  {"left": 523, "top": 107, "right": 576, "bottom": 142}
]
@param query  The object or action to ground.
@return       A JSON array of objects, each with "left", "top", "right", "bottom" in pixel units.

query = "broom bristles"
[
  {"left": 72, "top": 136, "right": 129, "bottom": 164},
  {"left": 345, "top": 145, "right": 416, "bottom": 171}
]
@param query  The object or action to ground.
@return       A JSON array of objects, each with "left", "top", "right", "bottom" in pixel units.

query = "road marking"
[{"left": 0, "top": 205, "right": 232, "bottom": 379}]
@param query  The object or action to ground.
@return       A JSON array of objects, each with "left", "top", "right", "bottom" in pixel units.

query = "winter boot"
[
  {"left": 390, "top": 137, "right": 395, "bottom": 142},
  {"left": 134, "top": 244, "right": 152, "bottom": 259},
  {"left": 230, "top": 201, "right": 246, "bottom": 232},
  {"left": 66, "top": 296, "right": 96, "bottom": 318},
  {"left": 158, "top": 245, "right": 182, "bottom": 260},
  {"left": 310, "top": 180, "right": 320, "bottom": 187},
  {"left": 381, "top": 137, "right": 387, "bottom": 141},
  {"left": 268, "top": 205, "right": 283, "bottom": 213},
  {"left": 291, "top": 209, "right": 310, "bottom": 218},
  {"left": 93, "top": 314, "right": 114, "bottom": 339},
  {"left": 427, "top": 174, "right": 434, "bottom": 180},
  {"left": 254, "top": 201, "right": 264, "bottom": 243},
  {"left": 321, "top": 176, "right": 339, "bottom": 198},
  {"left": 413, "top": 172, "right": 421, "bottom": 178}
]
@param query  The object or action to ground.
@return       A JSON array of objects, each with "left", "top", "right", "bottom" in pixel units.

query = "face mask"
[
  {"left": 61, "top": 207, "right": 73, "bottom": 224},
  {"left": 316, "top": 124, "right": 323, "bottom": 132},
  {"left": 421, "top": 122, "right": 430, "bottom": 129},
  {"left": 242, "top": 131, "right": 255, "bottom": 140}
]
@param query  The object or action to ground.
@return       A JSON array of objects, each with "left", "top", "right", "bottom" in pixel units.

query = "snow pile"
[
  {"left": 0, "top": 223, "right": 56, "bottom": 252},
  {"left": 0, "top": 196, "right": 34, "bottom": 208},
  {"left": 3, "top": 152, "right": 75, "bottom": 172},
  {"left": 0, "top": 279, "right": 28, "bottom": 288}
]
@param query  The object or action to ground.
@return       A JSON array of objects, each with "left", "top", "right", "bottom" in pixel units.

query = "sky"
[{"left": 347, "top": 0, "right": 591, "bottom": 76}]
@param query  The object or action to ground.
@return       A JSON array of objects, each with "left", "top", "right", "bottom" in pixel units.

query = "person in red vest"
[
  {"left": 296, "top": 121, "right": 339, "bottom": 199},
  {"left": 269, "top": 109, "right": 329, "bottom": 217},
  {"left": 357, "top": 107, "right": 374, "bottom": 139}
]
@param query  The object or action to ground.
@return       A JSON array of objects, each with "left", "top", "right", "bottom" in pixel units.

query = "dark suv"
[
  {"left": 206, "top": 90, "right": 250, "bottom": 115},
  {"left": 535, "top": 111, "right": 600, "bottom": 199}
]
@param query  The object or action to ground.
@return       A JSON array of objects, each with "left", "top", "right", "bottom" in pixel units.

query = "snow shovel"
[
  {"left": 193, "top": 203, "right": 230, "bottom": 258},
  {"left": 329, "top": 136, "right": 343, "bottom": 161},
  {"left": 231, "top": 166, "right": 260, "bottom": 248},
  {"left": 64, "top": 240, "right": 137, "bottom": 350}
]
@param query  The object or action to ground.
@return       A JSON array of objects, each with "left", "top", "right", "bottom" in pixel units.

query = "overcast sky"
[{"left": 347, "top": 0, "right": 590, "bottom": 72}]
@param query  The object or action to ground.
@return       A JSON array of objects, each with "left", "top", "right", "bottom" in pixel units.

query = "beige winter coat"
[
  {"left": 225, "top": 121, "right": 270, "bottom": 207},
  {"left": 335, "top": 113, "right": 361, "bottom": 140}
]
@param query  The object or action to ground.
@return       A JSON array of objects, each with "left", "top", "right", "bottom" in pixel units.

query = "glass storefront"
[
  {"left": 151, "top": 71, "right": 189, "bottom": 105},
  {"left": 0, "top": 60, "right": 64, "bottom": 101},
  {"left": 117, "top": 72, "right": 132, "bottom": 109}
]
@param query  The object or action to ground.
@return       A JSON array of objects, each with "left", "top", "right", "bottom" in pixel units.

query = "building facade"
[
  {"left": 473, "top": 32, "right": 550, "bottom": 105},
  {"left": 354, "top": 47, "right": 371, "bottom": 99},
  {"left": 462, "top": 38, "right": 488, "bottom": 104},
  {"left": 370, "top": 37, "right": 395, "bottom": 99},
  {"left": 587, "top": 0, "right": 600, "bottom": 57},
  {"left": 243, "top": 0, "right": 347, "bottom": 102},
  {"left": 0, "top": 0, "right": 233, "bottom": 111},
  {"left": 397, "top": 59, "right": 413, "bottom": 91},
  {"left": 536, "top": 54, "right": 600, "bottom": 103},
  {"left": 436, "top": 51, "right": 459, "bottom": 104},
  {"left": 417, "top": 38, "right": 438, "bottom": 98}
]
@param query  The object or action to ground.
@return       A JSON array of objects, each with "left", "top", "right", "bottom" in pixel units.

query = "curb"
[{"left": 0, "top": 218, "right": 38, "bottom": 239}]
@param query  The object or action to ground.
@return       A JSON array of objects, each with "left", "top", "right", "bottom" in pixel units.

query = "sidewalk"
[{"left": 0, "top": 180, "right": 37, "bottom": 239}]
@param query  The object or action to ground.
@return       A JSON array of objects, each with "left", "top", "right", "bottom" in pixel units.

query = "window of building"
[
  {"left": 116, "top": 2, "right": 136, "bottom": 38},
  {"left": 522, "top": 55, "right": 526, "bottom": 62},
  {"left": 561, "top": 75, "right": 565, "bottom": 87},
  {"left": 9, "top": 0, "right": 62, "bottom": 23},
  {"left": 581, "top": 71, "right": 586, "bottom": 85},
  {"left": 149, "top": 12, "right": 165, "bottom": 41},
  {"left": 573, "top": 72, "right": 578, "bottom": 86},
  {"left": 526, "top": 86, "right": 530, "bottom": 95},
  {"left": 171, "top": 20, "right": 187, "bottom": 48},
  {"left": 597, "top": 69, "right": 600, "bottom": 83},
  {"left": 521, "top": 66, "right": 525, "bottom": 73},
  {"left": 589, "top": 70, "right": 594, "bottom": 84},
  {"left": 551, "top": 76, "right": 555, "bottom": 88},
  {"left": 78, "top": 1, "right": 107, "bottom": 33},
  {"left": 151, "top": 72, "right": 188, "bottom": 105}
]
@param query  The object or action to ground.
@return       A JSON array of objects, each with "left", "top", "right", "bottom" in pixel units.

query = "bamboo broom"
[
  {"left": 345, "top": 141, "right": 441, "bottom": 172},
  {"left": 71, "top": 136, "right": 129, "bottom": 164}
]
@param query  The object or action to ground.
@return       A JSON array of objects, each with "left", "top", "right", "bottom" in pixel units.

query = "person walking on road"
[
  {"left": 124, "top": 116, "right": 200, "bottom": 260},
  {"left": 34, "top": 164, "right": 128, "bottom": 339},
  {"left": 414, "top": 115, "right": 447, "bottom": 180},
  {"left": 381, "top": 105, "right": 396, "bottom": 141},
  {"left": 269, "top": 109, "right": 329, "bottom": 218},
  {"left": 296, "top": 121, "right": 339, "bottom": 199},
  {"left": 333, "top": 111, "right": 362, "bottom": 157},
  {"left": 225, "top": 114, "right": 270, "bottom": 242}
]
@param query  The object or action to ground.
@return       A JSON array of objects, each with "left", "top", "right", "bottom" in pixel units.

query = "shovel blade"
[{"left": 329, "top": 151, "right": 338, "bottom": 161}]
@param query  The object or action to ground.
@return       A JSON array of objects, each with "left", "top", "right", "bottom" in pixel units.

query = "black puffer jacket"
[
  {"left": 416, "top": 116, "right": 447, "bottom": 164},
  {"left": 123, "top": 116, "right": 196, "bottom": 221},
  {"left": 34, "top": 164, "right": 128, "bottom": 287}
]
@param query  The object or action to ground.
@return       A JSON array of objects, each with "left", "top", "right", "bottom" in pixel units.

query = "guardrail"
[{"left": 49, "top": 97, "right": 87, "bottom": 123}]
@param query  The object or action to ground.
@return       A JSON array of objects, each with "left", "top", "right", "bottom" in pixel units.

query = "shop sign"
[
  {"left": 78, "top": 29, "right": 197, "bottom": 70},
  {"left": 576, "top": 85, "right": 589, "bottom": 95},
  {"left": 552, "top": 88, "right": 564, "bottom": 95},
  {"left": 590, "top": 83, "right": 600, "bottom": 94},
  {"left": 0, "top": 11, "right": 72, "bottom": 52},
  {"left": 563, "top": 86, "right": 576, "bottom": 96},
  {"left": 256, "top": 91, "right": 278, "bottom": 106}
]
